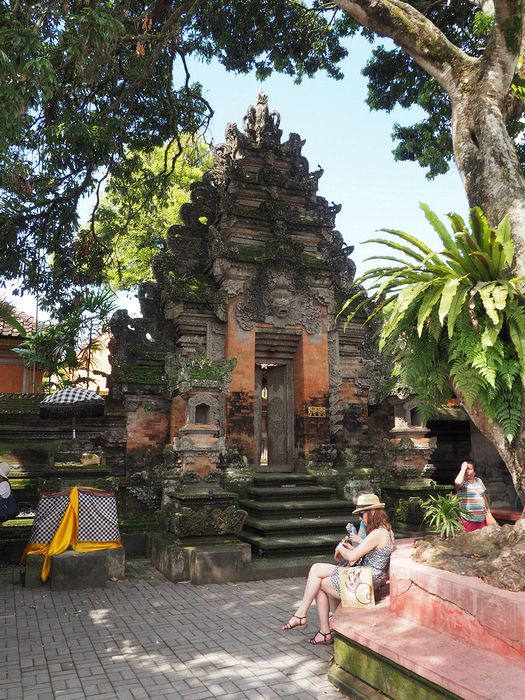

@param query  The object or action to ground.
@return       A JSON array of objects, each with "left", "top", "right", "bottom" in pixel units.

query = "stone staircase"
[{"left": 239, "top": 472, "right": 356, "bottom": 557}]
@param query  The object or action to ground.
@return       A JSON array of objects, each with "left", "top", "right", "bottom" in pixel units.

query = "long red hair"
[{"left": 364, "top": 508, "right": 392, "bottom": 535}]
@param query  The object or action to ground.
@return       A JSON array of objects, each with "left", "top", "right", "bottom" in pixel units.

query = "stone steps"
[
  {"left": 251, "top": 473, "right": 318, "bottom": 485},
  {"left": 238, "top": 497, "right": 350, "bottom": 516},
  {"left": 245, "top": 485, "right": 336, "bottom": 500},
  {"left": 244, "top": 514, "right": 349, "bottom": 534},
  {"left": 240, "top": 531, "right": 342, "bottom": 556},
  {"left": 239, "top": 471, "right": 355, "bottom": 557}
]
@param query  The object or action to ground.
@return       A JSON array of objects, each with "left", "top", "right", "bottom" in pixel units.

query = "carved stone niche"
[
  {"left": 171, "top": 388, "right": 226, "bottom": 480},
  {"left": 389, "top": 396, "right": 437, "bottom": 481},
  {"left": 186, "top": 392, "right": 221, "bottom": 427}
]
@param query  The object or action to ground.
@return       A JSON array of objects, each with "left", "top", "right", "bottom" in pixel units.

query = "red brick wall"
[
  {"left": 225, "top": 299, "right": 256, "bottom": 459},
  {"left": 125, "top": 395, "right": 169, "bottom": 472},
  {"left": 293, "top": 311, "right": 330, "bottom": 455},
  {"left": 169, "top": 395, "right": 186, "bottom": 442},
  {"left": 226, "top": 391, "right": 256, "bottom": 459},
  {"left": 0, "top": 343, "right": 43, "bottom": 393}
]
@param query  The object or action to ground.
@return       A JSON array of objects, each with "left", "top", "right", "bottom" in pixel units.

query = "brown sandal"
[
  {"left": 281, "top": 615, "right": 307, "bottom": 630},
  {"left": 308, "top": 630, "right": 333, "bottom": 645}
]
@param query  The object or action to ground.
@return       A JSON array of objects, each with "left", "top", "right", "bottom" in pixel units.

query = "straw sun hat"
[{"left": 352, "top": 493, "right": 385, "bottom": 514}]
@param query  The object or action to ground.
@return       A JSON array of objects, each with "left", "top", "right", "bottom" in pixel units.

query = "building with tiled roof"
[
  {"left": 0, "top": 310, "right": 43, "bottom": 393},
  {"left": 0, "top": 310, "right": 36, "bottom": 337}
]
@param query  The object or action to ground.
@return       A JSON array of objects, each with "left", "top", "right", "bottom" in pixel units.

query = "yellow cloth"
[{"left": 22, "top": 486, "right": 122, "bottom": 582}]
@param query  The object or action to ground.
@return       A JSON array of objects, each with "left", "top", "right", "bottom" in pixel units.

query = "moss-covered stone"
[
  {"left": 117, "top": 364, "right": 164, "bottom": 385},
  {"left": 331, "top": 637, "right": 459, "bottom": 699}
]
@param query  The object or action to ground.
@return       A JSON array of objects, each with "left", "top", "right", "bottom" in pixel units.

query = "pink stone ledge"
[
  {"left": 390, "top": 540, "right": 525, "bottom": 659},
  {"left": 330, "top": 539, "right": 525, "bottom": 700}
]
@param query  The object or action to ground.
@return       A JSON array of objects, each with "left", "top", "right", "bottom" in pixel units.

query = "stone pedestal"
[
  {"left": 387, "top": 405, "right": 441, "bottom": 525},
  {"left": 24, "top": 547, "right": 125, "bottom": 589},
  {"left": 174, "top": 422, "right": 225, "bottom": 475}
]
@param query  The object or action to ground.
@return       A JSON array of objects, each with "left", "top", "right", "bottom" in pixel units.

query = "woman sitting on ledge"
[{"left": 281, "top": 493, "right": 395, "bottom": 645}]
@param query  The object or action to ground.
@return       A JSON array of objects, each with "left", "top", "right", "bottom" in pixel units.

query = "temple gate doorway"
[
  {"left": 255, "top": 363, "right": 294, "bottom": 471},
  {"left": 253, "top": 328, "right": 300, "bottom": 471}
]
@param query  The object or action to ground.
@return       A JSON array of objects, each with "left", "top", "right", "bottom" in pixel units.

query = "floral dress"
[{"left": 330, "top": 527, "right": 395, "bottom": 594}]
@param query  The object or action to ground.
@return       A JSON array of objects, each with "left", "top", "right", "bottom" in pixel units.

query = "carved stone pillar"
[{"left": 383, "top": 397, "right": 449, "bottom": 527}]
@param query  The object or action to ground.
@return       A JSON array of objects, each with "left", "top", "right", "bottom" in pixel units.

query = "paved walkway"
[{"left": 0, "top": 561, "right": 342, "bottom": 700}]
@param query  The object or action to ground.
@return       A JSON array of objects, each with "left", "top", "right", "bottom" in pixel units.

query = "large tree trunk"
[
  {"left": 450, "top": 92, "right": 525, "bottom": 277},
  {"left": 333, "top": 0, "right": 525, "bottom": 509}
]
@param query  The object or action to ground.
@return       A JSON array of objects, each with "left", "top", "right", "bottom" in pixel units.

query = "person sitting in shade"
[
  {"left": 0, "top": 462, "right": 13, "bottom": 523},
  {"left": 281, "top": 493, "right": 395, "bottom": 645},
  {"left": 455, "top": 460, "right": 498, "bottom": 531}
]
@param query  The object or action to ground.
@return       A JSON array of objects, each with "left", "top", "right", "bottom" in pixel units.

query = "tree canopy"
[
  {"left": 93, "top": 138, "right": 211, "bottom": 292},
  {"left": 0, "top": 0, "right": 351, "bottom": 308},
  {"left": 3, "top": 1, "right": 524, "bottom": 308}
]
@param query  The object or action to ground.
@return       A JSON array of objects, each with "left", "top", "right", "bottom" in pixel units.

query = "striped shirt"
[{"left": 458, "top": 478, "right": 486, "bottom": 522}]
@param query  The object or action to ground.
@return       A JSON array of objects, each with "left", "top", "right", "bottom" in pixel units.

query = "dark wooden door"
[{"left": 267, "top": 364, "right": 293, "bottom": 471}]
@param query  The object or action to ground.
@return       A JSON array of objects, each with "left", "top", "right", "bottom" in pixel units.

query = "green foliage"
[
  {"left": 422, "top": 493, "right": 469, "bottom": 539},
  {"left": 117, "top": 364, "right": 164, "bottom": 385},
  {"left": 0, "top": 0, "right": 354, "bottom": 310},
  {"left": 13, "top": 288, "right": 116, "bottom": 391},
  {"left": 472, "top": 11, "right": 495, "bottom": 37},
  {"left": 0, "top": 299, "right": 26, "bottom": 337},
  {"left": 344, "top": 205, "right": 525, "bottom": 442},
  {"left": 95, "top": 138, "right": 211, "bottom": 291}
]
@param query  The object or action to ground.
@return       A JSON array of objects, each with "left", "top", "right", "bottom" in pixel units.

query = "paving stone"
[{"left": 2, "top": 561, "right": 340, "bottom": 700}]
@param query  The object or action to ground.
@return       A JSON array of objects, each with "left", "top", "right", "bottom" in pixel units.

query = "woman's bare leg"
[
  {"left": 314, "top": 589, "right": 331, "bottom": 634},
  {"left": 282, "top": 563, "right": 336, "bottom": 629},
  {"left": 302, "top": 578, "right": 342, "bottom": 642},
  {"left": 321, "top": 578, "right": 340, "bottom": 615}
]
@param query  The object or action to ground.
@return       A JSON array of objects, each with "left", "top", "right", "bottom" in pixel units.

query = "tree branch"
[
  {"left": 453, "top": 383, "right": 515, "bottom": 466},
  {"left": 333, "top": 0, "right": 475, "bottom": 92},
  {"left": 482, "top": 0, "right": 525, "bottom": 100},
  {"left": 100, "top": 0, "right": 201, "bottom": 119}
]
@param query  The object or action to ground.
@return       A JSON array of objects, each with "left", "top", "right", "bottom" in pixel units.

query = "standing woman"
[
  {"left": 281, "top": 493, "right": 395, "bottom": 645},
  {"left": 454, "top": 460, "right": 498, "bottom": 531}
]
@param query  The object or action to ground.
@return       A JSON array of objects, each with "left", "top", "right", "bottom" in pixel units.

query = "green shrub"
[{"left": 422, "top": 493, "right": 469, "bottom": 538}]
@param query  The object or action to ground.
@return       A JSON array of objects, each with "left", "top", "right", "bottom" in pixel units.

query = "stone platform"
[
  {"left": 329, "top": 540, "right": 525, "bottom": 699},
  {"left": 25, "top": 547, "right": 125, "bottom": 589}
]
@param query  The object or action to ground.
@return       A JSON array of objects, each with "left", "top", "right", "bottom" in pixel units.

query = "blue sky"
[{"left": 11, "top": 35, "right": 469, "bottom": 319}]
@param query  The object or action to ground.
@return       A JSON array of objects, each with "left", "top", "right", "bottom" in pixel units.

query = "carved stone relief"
[
  {"left": 207, "top": 322, "right": 226, "bottom": 360},
  {"left": 242, "top": 90, "right": 282, "bottom": 145},
  {"left": 236, "top": 269, "right": 321, "bottom": 334},
  {"left": 328, "top": 330, "right": 344, "bottom": 436}
]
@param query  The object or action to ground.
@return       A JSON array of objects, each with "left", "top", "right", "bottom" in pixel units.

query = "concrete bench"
[
  {"left": 330, "top": 541, "right": 525, "bottom": 699},
  {"left": 330, "top": 600, "right": 525, "bottom": 700},
  {"left": 25, "top": 547, "right": 125, "bottom": 589}
]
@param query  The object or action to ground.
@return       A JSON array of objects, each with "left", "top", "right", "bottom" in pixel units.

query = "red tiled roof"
[{"left": 0, "top": 310, "right": 36, "bottom": 337}]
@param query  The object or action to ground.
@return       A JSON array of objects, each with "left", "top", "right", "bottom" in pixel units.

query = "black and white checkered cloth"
[
  {"left": 40, "top": 387, "right": 104, "bottom": 417},
  {"left": 77, "top": 489, "right": 120, "bottom": 542},
  {"left": 28, "top": 488, "right": 120, "bottom": 544},
  {"left": 41, "top": 387, "right": 103, "bottom": 406},
  {"left": 29, "top": 493, "right": 70, "bottom": 544}
]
